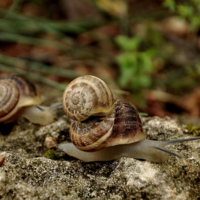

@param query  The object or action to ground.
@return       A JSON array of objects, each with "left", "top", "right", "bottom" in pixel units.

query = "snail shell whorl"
[
  {"left": 106, "top": 100, "right": 145, "bottom": 147},
  {"left": 0, "top": 76, "right": 41, "bottom": 123},
  {"left": 70, "top": 99, "right": 146, "bottom": 152},
  {"left": 0, "top": 78, "right": 19, "bottom": 118},
  {"left": 63, "top": 75, "right": 114, "bottom": 121},
  {"left": 70, "top": 108, "right": 115, "bottom": 151}
]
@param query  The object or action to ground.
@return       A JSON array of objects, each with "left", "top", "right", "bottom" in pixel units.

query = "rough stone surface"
[{"left": 0, "top": 112, "right": 200, "bottom": 199}]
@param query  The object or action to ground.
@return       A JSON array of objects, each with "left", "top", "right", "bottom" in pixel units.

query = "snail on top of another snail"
[
  {"left": 58, "top": 75, "right": 200, "bottom": 163},
  {"left": 0, "top": 75, "right": 60, "bottom": 125}
]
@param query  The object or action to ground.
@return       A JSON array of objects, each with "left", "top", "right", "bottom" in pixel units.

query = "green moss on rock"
[
  {"left": 185, "top": 125, "right": 200, "bottom": 136},
  {"left": 45, "top": 149, "right": 59, "bottom": 160}
]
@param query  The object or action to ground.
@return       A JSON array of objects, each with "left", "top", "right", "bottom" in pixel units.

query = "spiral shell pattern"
[
  {"left": 70, "top": 100, "right": 145, "bottom": 152},
  {"left": 105, "top": 100, "right": 145, "bottom": 147},
  {"left": 0, "top": 78, "right": 19, "bottom": 118},
  {"left": 0, "top": 76, "right": 41, "bottom": 123},
  {"left": 70, "top": 106, "right": 115, "bottom": 151},
  {"left": 63, "top": 75, "right": 114, "bottom": 121}
]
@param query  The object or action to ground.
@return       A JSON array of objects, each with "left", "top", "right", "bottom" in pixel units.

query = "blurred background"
[{"left": 0, "top": 0, "right": 200, "bottom": 124}]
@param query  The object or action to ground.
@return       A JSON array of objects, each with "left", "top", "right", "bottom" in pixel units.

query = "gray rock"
[{"left": 0, "top": 116, "right": 199, "bottom": 200}]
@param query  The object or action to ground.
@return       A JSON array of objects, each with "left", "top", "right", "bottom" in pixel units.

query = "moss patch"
[
  {"left": 185, "top": 125, "right": 200, "bottom": 136},
  {"left": 45, "top": 149, "right": 59, "bottom": 160}
]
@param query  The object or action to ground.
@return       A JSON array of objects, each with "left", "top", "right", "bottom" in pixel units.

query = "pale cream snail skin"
[
  {"left": 58, "top": 75, "right": 200, "bottom": 163},
  {"left": 58, "top": 138, "right": 200, "bottom": 163},
  {"left": 0, "top": 75, "right": 61, "bottom": 125}
]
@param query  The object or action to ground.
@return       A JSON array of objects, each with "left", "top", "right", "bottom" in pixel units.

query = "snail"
[
  {"left": 58, "top": 75, "right": 200, "bottom": 163},
  {"left": 0, "top": 75, "right": 60, "bottom": 125}
]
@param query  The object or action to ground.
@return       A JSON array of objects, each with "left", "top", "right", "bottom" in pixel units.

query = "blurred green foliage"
[
  {"left": 115, "top": 35, "right": 155, "bottom": 90},
  {"left": 1, "top": 0, "right": 200, "bottom": 110},
  {"left": 163, "top": 0, "right": 200, "bottom": 29}
]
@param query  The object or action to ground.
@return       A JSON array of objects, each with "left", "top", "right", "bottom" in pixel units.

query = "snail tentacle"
[
  {"left": 0, "top": 75, "right": 56, "bottom": 125},
  {"left": 58, "top": 138, "right": 200, "bottom": 163},
  {"left": 57, "top": 140, "right": 169, "bottom": 163},
  {"left": 59, "top": 75, "right": 200, "bottom": 163}
]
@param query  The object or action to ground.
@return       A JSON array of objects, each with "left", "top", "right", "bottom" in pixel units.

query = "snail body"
[
  {"left": 0, "top": 76, "right": 54, "bottom": 125},
  {"left": 58, "top": 75, "right": 200, "bottom": 163}
]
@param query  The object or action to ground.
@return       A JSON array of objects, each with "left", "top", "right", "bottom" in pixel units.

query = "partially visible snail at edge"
[
  {"left": 58, "top": 75, "right": 200, "bottom": 163},
  {"left": 0, "top": 75, "right": 61, "bottom": 125}
]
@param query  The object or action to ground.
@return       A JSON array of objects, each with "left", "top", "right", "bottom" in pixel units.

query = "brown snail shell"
[
  {"left": 0, "top": 76, "right": 41, "bottom": 123},
  {"left": 70, "top": 99, "right": 145, "bottom": 152},
  {"left": 63, "top": 75, "right": 114, "bottom": 122},
  {"left": 59, "top": 75, "right": 200, "bottom": 163}
]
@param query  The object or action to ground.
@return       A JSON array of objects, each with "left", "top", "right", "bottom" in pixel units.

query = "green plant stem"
[
  {"left": 0, "top": 32, "right": 71, "bottom": 51},
  {"left": 0, "top": 32, "right": 109, "bottom": 60},
  {"left": 0, "top": 64, "right": 67, "bottom": 91},
  {"left": 0, "top": 54, "right": 83, "bottom": 79},
  {"left": 0, "top": 19, "right": 65, "bottom": 37},
  {"left": 138, "top": 112, "right": 148, "bottom": 117},
  {"left": 0, "top": 9, "right": 104, "bottom": 35}
]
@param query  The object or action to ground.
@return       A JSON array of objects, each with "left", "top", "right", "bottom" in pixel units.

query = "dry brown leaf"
[
  {"left": 148, "top": 88, "right": 200, "bottom": 117},
  {"left": 94, "top": 0, "right": 127, "bottom": 17},
  {"left": 0, "top": 156, "right": 5, "bottom": 166}
]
